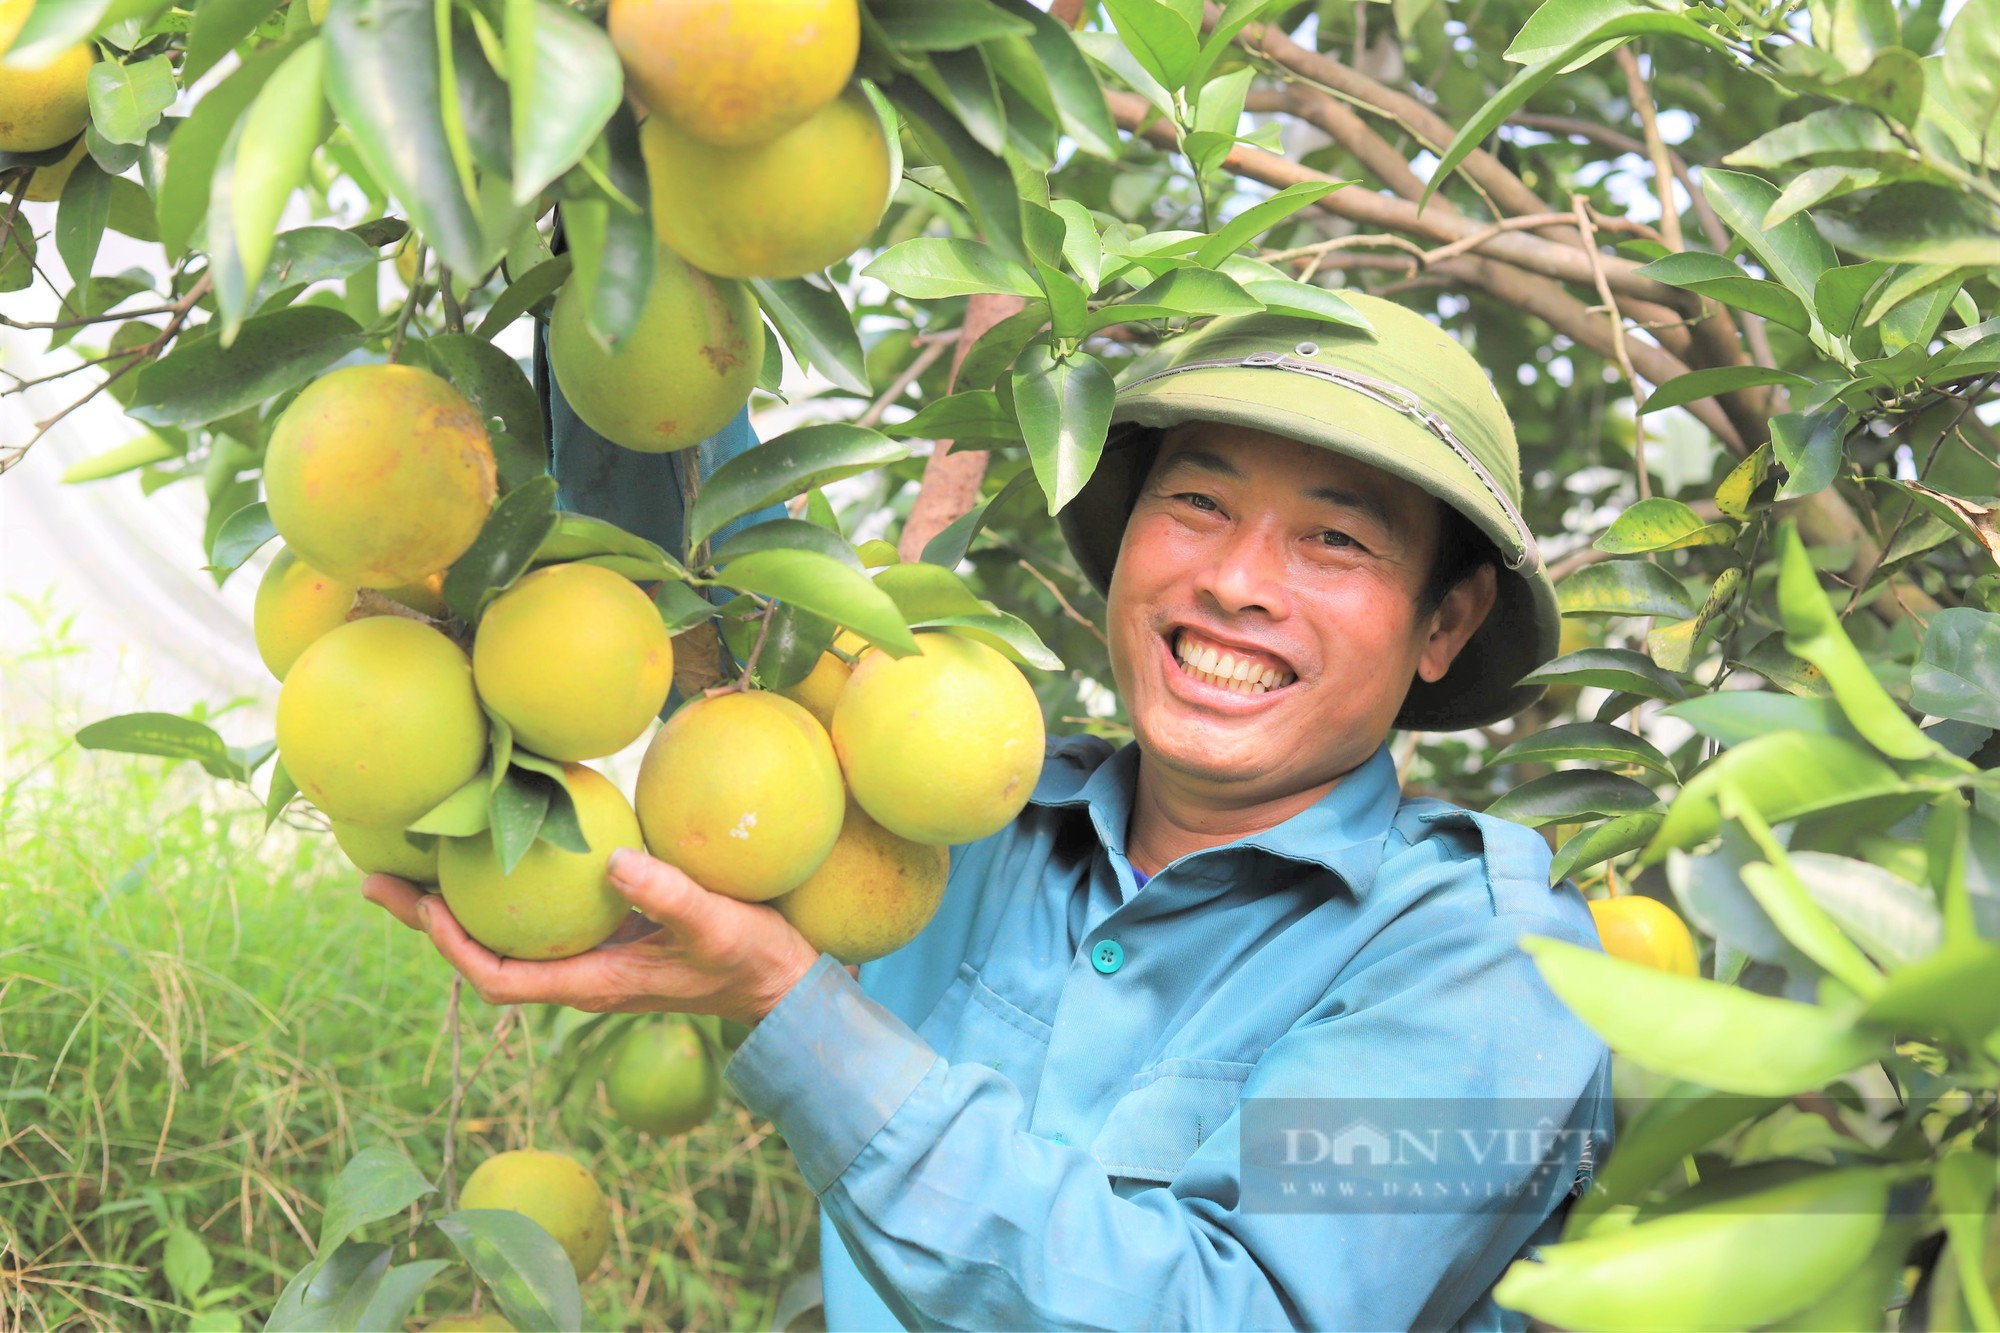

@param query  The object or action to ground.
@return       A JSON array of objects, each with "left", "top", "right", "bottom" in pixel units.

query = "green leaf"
[
  {"left": 1086, "top": 267, "right": 1265, "bottom": 331},
  {"left": 870, "top": 0, "right": 1034, "bottom": 49},
  {"left": 993, "top": 0, "right": 1118, "bottom": 158},
  {"left": 1186, "top": 0, "right": 1286, "bottom": 90},
  {"left": 158, "top": 37, "right": 297, "bottom": 259},
  {"left": 1504, "top": 0, "right": 1641, "bottom": 65},
  {"left": 713, "top": 549, "right": 919, "bottom": 655},
  {"left": 1861, "top": 938, "right": 2000, "bottom": 1050},
  {"left": 1049, "top": 199, "right": 1104, "bottom": 293},
  {"left": 1787, "top": 851, "right": 1941, "bottom": 970},
  {"left": 1942, "top": 0, "right": 2000, "bottom": 159},
  {"left": 162, "top": 1225, "right": 213, "bottom": 1302},
  {"left": 1728, "top": 798, "right": 1888, "bottom": 999},
  {"left": 77, "top": 712, "right": 249, "bottom": 781},
  {"left": 1776, "top": 524, "right": 1939, "bottom": 761},
  {"left": 711, "top": 517, "right": 863, "bottom": 569},
  {"left": 184, "top": 0, "right": 283, "bottom": 84},
  {"left": 533, "top": 513, "right": 684, "bottom": 580},
  {"left": 1640, "top": 365, "right": 1816, "bottom": 417},
  {"left": 559, "top": 107, "right": 655, "bottom": 349},
  {"left": 1645, "top": 732, "right": 1912, "bottom": 859},
  {"left": 1765, "top": 164, "right": 1885, "bottom": 229},
  {"left": 323, "top": 0, "right": 486, "bottom": 277},
  {"left": 0, "top": 210, "right": 37, "bottom": 294},
  {"left": 888, "top": 391, "right": 1023, "bottom": 445},
  {"left": 1818, "top": 184, "right": 2000, "bottom": 267},
  {"left": 1570, "top": 1086, "right": 1786, "bottom": 1224},
  {"left": 1595, "top": 498, "right": 1738, "bottom": 554},
  {"left": 653, "top": 581, "right": 716, "bottom": 635},
  {"left": 920, "top": 470, "right": 1033, "bottom": 567},
  {"left": 442, "top": 475, "right": 558, "bottom": 621},
  {"left": 751, "top": 277, "right": 872, "bottom": 396},
  {"left": 312, "top": 1146, "right": 436, "bottom": 1269},
  {"left": 1012, "top": 344, "right": 1114, "bottom": 514},
  {"left": 210, "top": 37, "right": 328, "bottom": 339},
  {"left": 86, "top": 55, "right": 177, "bottom": 145},
  {"left": 929, "top": 46, "right": 1010, "bottom": 158},
  {"left": 60, "top": 429, "right": 182, "bottom": 484},
  {"left": 1238, "top": 279, "right": 1372, "bottom": 329},
  {"left": 410, "top": 773, "right": 493, "bottom": 836},
  {"left": 1522, "top": 647, "right": 1688, "bottom": 699},
  {"left": 1494, "top": 1165, "right": 1890, "bottom": 1330},
  {"left": 351, "top": 1260, "right": 455, "bottom": 1333},
  {"left": 489, "top": 769, "right": 553, "bottom": 876},
  {"left": 1770, "top": 406, "right": 1850, "bottom": 499},
  {"left": 862, "top": 237, "right": 1040, "bottom": 300},
  {"left": 955, "top": 301, "right": 1050, "bottom": 391},
  {"left": 1483, "top": 769, "right": 1662, "bottom": 826},
  {"left": 1663, "top": 693, "right": 1854, "bottom": 746},
  {"left": 127, "top": 307, "right": 363, "bottom": 429},
  {"left": 1912, "top": 608, "right": 2000, "bottom": 727},
  {"left": 504, "top": 0, "right": 620, "bottom": 203},
  {"left": 434, "top": 1210, "right": 584, "bottom": 1333},
  {"left": 1100, "top": 0, "right": 1201, "bottom": 92},
  {"left": 1725, "top": 105, "right": 1918, "bottom": 172},
  {"left": 1935, "top": 1149, "right": 2000, "bottom": 1333},
  {"left": 687, "top": 425, "right": 909, "bottom": 550},
  {"left": 475, "top": 254, "right": 572, "bottom": 339},
  {"left": 264, "top": 756, "right": 298, "bottom": 830},
  {"left": 426, "top": 333, "right": 550, "bottom": 492},
  {"left": 1491, "top": 722, "right": 1677, "bottom": 779},
  {"left": 1425, "top": 11, "right": 1731, "bottom": 207},
  {"left": 1557, "top": 560, "right": 1696, "bottom": 619},
  {"left": 1193, "top": 181, "right": 1340, "bottom": 267},
  {"left": 1521, "top": 935, "right": 1888, "bottom": 1095},
  {"left": 1551, "top": 813, "right": 1665, "bottom": 883},
  {"left": 889, "top": 79, "right": 1026, "bottom": 265},
  {"left": 2, "top": 0, "right": 111, "bottom": 68},
  {"left": 266, "top": 1240, "right": 394, "bottom": 1333},
  {"left": 251, "top": 226, "right": 378, "bottom": 311},
  {"left": 873, "top": 561, "right": 990, "bottom": 621},
  {"left": 1701, "top": 169, "right": 1838, "bottom": 319},
  {"left": 1631, "top": 251, "right": 1814, "bottom": 333},
  {"left": 55, "top": 153, "right": 111, "bottom": 302},
  {"left": 205, "top": 501, "right": 276, "bottom": 583},
  {"left": 910, "top": 613, "right": 1063, "bottom": 671}
]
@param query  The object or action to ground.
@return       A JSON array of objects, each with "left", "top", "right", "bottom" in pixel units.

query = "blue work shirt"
[{"left": 726, "top": 735, "right": 1616, "bottom": 1332}]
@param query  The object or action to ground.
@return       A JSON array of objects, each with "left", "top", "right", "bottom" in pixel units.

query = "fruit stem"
[
  {"left": 387, "top": 241, "right": 428, "bottom": 365},
  {"left": 1604, "top": 863, "right": 1623, "bottom": 898},
  {"left": 676, "top": 448, "right": 709, "bottom": 570},
  {"left": 735, "top": 604, "right": 775, "bottom": 691},
  {"left": 439, "top": 265, "right": 466, "bottom": 335}
]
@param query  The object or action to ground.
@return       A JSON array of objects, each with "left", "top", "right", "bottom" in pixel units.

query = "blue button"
[{"left": 1092, "top": 939, "right": 1124, "bottom": 974}]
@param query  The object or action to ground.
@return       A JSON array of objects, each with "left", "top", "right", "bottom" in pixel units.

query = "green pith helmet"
[{"left": 1057, "top": 296, "right": 1558, "bottom": 731}]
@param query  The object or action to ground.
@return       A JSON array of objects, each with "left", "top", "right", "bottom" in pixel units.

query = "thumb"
[{"left": 606, "top": 847, "right": 711, "bottom": 926}]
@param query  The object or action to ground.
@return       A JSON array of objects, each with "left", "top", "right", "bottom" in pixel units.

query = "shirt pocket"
[
  {"left": 1090, "top": 1058, "right": 1257, "bottom": 1187},
  {"left": 919, "top": 964, "right": 1055, "bottom": 1105}
]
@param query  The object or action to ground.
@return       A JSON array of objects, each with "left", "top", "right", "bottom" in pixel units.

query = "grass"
[{"left": 0, "top": 615, "right": 819, "bottom": 1331}]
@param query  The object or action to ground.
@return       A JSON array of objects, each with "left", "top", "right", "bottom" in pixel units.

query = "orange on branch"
[
  {"left": 609, "top": 0, "right": 857, "bottom": 148},
  {"left": 1589, "top": 895, "right": 1700, "bottom": 977}
]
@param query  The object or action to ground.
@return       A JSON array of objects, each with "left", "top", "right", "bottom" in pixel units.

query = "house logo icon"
[{"left": 1330, "top": 1119, "right": 1393, "bottom": 1166}]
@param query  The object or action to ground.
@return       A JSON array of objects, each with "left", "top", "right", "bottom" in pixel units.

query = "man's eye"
[
  {"left": 1180, "top": 493, "right": 1220, "bottom": 513},
  {"left": 1318, "top": 529, "right": 1359, "bottom": 549}
]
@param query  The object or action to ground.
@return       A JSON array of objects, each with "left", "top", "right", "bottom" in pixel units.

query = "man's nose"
[{"left": 1195, "top": 522, "right": 1293, "bottom": 619}]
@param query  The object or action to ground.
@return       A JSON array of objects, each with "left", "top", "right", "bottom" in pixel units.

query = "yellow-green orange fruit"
[
  {"left": 604, "top": 1017, "right": 719, "bottom": 1136},
  {"left": 547, "top": 243, "right": 759, "bottom": 453},
  {"left": 0, "top": 43, "right": 90, "bottom": 153},
  {"left": 24, "top": 137, "right": 85, "bottom": 202},
  {"left": 457, "top": 1150, "right": 610, "bottom": 1282},
  {"left": 0, "top": 0, "right": 32, "bottom": 54},
  {"left": 634, "top": 691, "right": 843, "bottom": 902},
  {"left": 1589, "top": 896, "right": 1700, "bottom": 976},
  {"left": 422, "top": 1316, "right": 515, "bottom": 1333},
  {"left": 833, "top": 632, "right": 1044, "bottom": 846},
  {"left": 641, "top": 86, "right": 889, "bottom": 280},
  {"left": 438, "top": 764, "right": 639, "bottom": 960},
  {"left": 254, "top": 547, "right": 360, "bottom": 680},
  {"left": 774, "top": 800, "right": 948, "bottom": 963},
  {"left": 331, "top": 819, "right": 439, "bottom": 882},
  {"left": 474, "top": 563, "right": 673, "bottom": 761},
  {"left": 278, "top": 617, "right": 487, "bottom": 829},
  {"left": 608, "top": 0, "right": 857, "bottom": 148},
  {"left": 778, "top": 650, "right": 851, "bottom": 729},
  {"left": 264, "top": 364, "right": 496, "bottom": 587}
]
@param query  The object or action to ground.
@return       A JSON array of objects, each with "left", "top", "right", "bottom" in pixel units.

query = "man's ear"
[{"left": 1416, "top": 564, "right": 1499, "bottom": 684}]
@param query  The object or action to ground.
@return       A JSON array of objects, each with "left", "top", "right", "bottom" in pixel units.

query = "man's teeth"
[{"left": 1173, "top": 634, "right": 1294, "bottom": 694}]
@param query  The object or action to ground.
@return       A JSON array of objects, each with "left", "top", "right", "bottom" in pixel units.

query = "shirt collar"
[{"left": 1029, "top": 740, "right": 1404, "bottom": 898}]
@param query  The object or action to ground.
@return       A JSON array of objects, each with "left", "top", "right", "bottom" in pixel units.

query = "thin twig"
[
  {"left": 0, "top": 301, "right": 190, "bottom": 332},
  {"left": 1572, "top": 195, "right": 1650, "bottom": 501},
  {"left": 1259, "top": 232, "right": 1428, "bottom": 269},
  {"left": 1616, "top": 47, "right": 1684, "bottom": 252},
  {"left": 855, "top": 335, "right": 953, "bottom": 429},
  {"left": 439, "top": 265, "right": 466, "bottom": 336},
  {"left": 735, "top": 603, "right": 775, "bottom": 689},
  {"left": 441, "top": 974, "right": 464, "bottom": 1211},
  {"left": 1015, "top": 557, "right": 1107, "bottom": 645}
]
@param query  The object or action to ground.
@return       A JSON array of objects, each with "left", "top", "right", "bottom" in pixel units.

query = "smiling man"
[{"left": 367, "top": 296, "right": 1614, "bottom": 1332}]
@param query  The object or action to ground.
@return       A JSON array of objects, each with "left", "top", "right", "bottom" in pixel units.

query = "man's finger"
[
  {"left": 362, "top": 873, "right": 428, "bottom": 930},
  {"left": 607, "top": 847, "right": 711, "bottom": 927}
]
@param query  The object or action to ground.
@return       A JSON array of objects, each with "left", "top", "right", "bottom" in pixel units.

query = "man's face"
[{"left": 1105, "top": 421, "right": 1495, "bottom": 803}]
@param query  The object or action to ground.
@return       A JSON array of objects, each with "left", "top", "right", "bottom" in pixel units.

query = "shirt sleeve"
[{"left": 725, "top": 903, "right": 1612, "bottom": 1333}]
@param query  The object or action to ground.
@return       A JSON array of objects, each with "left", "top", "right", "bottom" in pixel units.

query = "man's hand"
[{"left": 362, "top": 848, "right": 823, "bottom": 1026}]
